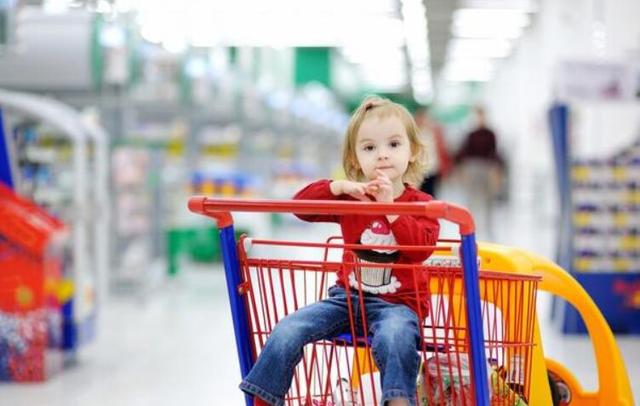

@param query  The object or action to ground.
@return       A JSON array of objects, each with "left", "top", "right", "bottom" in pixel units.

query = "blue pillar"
[
  {"left": 0, "top": 108, "right": 15, "bottom": 189},
  {"left": 218, "top": 225, "right": 255, "bottom": 406},
  {"left": 548, "top": 103, "right": 571, "bottom": 271},
  {"left": 460, "top": 233, "right": 489, "bottom": 406}
]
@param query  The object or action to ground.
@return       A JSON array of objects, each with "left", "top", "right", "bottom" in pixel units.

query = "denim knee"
[
  {"left": 376, "top": 313, "right": 420, "bottom": 347},
  {"left": 267, "top": 319, "right": 308, "bottom": 356},
  {"left": 240, "top": 321, "right": 308, "bottom": 401}
]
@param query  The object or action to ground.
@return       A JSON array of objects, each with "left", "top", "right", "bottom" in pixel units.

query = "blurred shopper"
[
  {"left": 415, "top": 107, "right": 452, "bottom": 198},
  {"left": 454, "top": 106, "right": 505, "bottom": 239}
]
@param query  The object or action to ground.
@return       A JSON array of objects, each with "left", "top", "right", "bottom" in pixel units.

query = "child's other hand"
[{"left": 367, "top": 170, "right": 394, "bottom": 203}]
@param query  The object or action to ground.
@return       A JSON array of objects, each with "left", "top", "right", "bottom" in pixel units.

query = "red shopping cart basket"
[{"left": 188, "top": 198, "right": 539, "bottom": 406}]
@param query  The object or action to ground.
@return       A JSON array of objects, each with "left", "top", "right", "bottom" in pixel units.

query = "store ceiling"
[
  {"left": 431, "top": 0, "right": 538, "bottom": 83},
  {"left": 59, "top": 0, "right": 536, "bottom": 99},
  {"left": 425, "top": 0, "right": 457, "bottom": 80},
  {"left": 127, "top": 0, "right": 535, "bottom": 91}
]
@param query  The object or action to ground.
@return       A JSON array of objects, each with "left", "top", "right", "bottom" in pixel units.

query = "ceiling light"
[
  {"left": 446, "top": 57, "right": 496, "bottom": 69},
  {"left": 460, "top": 0, "right": 538, "bottom": 13},
  {"left": 453, "top": 8, "right": 531, "bottom": 28},
  {"left": 401, "top": 0, "right": 433, "bottom": 102},
  {"left": 444, "top": 70, "right": 493, "bottom": 82},
  {"left": 443, "top": 63, "right": 495, "bottom": 82},
  {"left": 452, "top": 22, "right": 525, "bottom": 39},
  {"left": 133, "top": 1, "right": 405, "bottom": 48},
  {"left": 448, "top": 38, "right": 513, "bottom": 59},
  {"left": 132, "top": 0, "right": 411, "bottom": 90},
  {"left": 100, "top": 25, "right": 126, "bottom": 47},
  {"left": 43, "top": 0, "right": 68, "bottom": 14},
  {"left": 439, "top": 2, "right": 537, "bottom": 83},
  {"left": 451, "top": 8, "right": 530, "bottom": 41}
]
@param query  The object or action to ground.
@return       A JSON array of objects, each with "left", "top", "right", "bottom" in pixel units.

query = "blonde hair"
[{"left": 342, "top": 96, "right": 426, "bottom": 187}]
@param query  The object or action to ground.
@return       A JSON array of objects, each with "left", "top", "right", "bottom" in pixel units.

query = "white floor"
[{"left": 2, "top": 186, "right": 639, "bottom": 405}]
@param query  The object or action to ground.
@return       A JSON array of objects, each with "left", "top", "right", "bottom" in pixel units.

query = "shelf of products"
[
  {"left": 571, "top": 147, "right": 640, "bottom": 273},
  {"left": 110, "top": 145, "right": 157, "bottom": 290},
  {"left": 0, "top": 90, "right": 109, "bottom": 356},
  {"left": 549, "top": 103, "right": 640, "bottom": 334}
]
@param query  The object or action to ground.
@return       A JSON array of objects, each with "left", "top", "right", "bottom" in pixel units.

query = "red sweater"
[{"left": 293, "top": 180, "right": 440, "bottom": 316}]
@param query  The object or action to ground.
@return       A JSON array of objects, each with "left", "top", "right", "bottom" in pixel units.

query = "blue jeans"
[{"left": 239, "top": 286, "right": 421, "bottom": 406}]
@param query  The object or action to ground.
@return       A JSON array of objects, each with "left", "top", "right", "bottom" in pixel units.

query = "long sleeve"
[
  {"left": 292, "top": 179, "right": 341, "bottom": 223},
  {"left": 390, "top": 213, "right": 440, "bottom": 262},
  {"left": 389, "top": 191, "right": 440, "bottom": 262}
]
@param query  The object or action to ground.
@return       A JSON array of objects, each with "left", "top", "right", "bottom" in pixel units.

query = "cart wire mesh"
[{"left": 237, "top": 236, "right": 539, "bottom": 406}]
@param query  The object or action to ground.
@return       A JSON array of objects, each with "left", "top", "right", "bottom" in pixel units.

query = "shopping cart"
[{"left": 188, "top": 197, "right": 634, "bottom": 406}]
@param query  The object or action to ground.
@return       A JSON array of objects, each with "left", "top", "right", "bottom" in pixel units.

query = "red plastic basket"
[
  {"left": 0, "top": 183, "right": 66, "bottom": 382},
  {"left": 237, "top": 236, "right": 539, "bottom": 406}
]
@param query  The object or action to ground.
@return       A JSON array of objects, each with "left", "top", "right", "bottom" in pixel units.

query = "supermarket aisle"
[
  {"left": 1, "top": 266, "right": 246, "bottom": 406},
  {"left": 2, "top": 201, "right": 639, "bottom": 405}
]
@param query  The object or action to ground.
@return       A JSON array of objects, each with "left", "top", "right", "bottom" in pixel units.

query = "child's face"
[{"left": 354, "top": 114, "right": 413, "bottom": 184}]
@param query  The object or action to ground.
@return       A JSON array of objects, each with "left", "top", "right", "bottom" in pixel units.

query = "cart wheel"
[
  {"left": 548, "top": 371, "right": 561, "bottom": 406},
  {"left": 548, "top": 369, "right": 572, "bottom": 405}
]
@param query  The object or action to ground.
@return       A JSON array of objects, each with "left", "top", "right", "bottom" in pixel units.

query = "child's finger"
[
  {"left": 380, "top": 186, "right": 390, "bottom": 194},
  {"left": 378, "top": 183, "right": 392, "bottom": 192},
  {"left": 371, "top": 178, "right": 386, "bottom": 188},
  {"left": 375, "top": 178, "right": 391, "bottom": 189},
  {"left": 378, "top": 179, "right": 390, "bottom": 187},
  {"left": 349, "top": 192, "right": 371, "bottom": 201}
]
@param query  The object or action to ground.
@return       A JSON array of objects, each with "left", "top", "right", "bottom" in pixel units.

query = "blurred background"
[{"left": 0, "top": 0, "right": 638, "bottom": 404}]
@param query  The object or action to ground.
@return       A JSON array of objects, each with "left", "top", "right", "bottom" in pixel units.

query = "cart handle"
[{"left": 188, "top": 196, "right": 475, "bottom": 234}]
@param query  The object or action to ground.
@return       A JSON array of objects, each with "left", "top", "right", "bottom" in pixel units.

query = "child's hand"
[
  {"left": 332, "top": 180, "right": 372, "bottom": 201},
  {"left": 367, "top": 170, "right": 394, "bottom": 203}
]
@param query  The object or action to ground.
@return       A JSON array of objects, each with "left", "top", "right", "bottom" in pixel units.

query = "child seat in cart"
[{"left": 188, "top": 197, "right": 634, "bottom": 406}]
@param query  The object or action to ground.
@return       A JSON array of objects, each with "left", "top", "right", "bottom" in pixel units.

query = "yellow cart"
[
  {"left": 478, "top": 242, "right": 633, "bottom": 405},
  {"left": 352, "top": 242, "right": 634, "bottom": 405}
]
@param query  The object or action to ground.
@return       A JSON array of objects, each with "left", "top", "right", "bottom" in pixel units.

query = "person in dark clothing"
[
  {"left": 454, "top": 106, "right": 504, "bottom": 168},
  {"left": 454, "top": 106, "right": 505, "bottom": 239}
]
